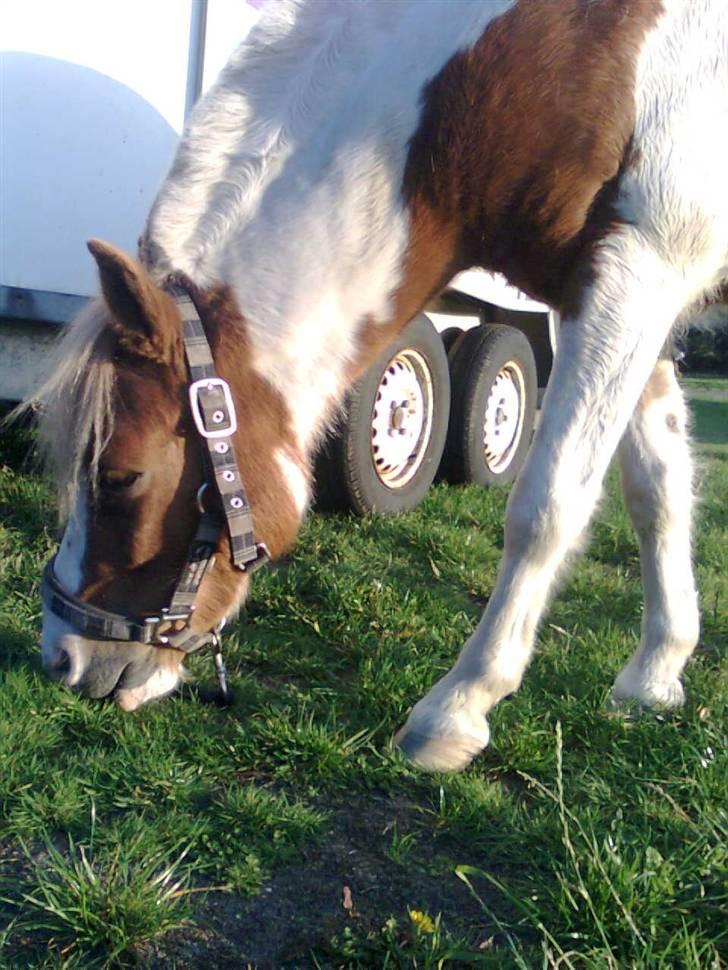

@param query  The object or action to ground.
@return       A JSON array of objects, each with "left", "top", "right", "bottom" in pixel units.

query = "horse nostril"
[{"left": 49, "top": 647, "right": 72, "bottom": 679}]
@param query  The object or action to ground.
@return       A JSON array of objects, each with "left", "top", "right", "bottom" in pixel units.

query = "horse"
[{"left": 33, "top": 0, "right": 727, "bottom": 771}]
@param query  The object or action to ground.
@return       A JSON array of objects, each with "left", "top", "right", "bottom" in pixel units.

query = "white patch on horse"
[
  {"left": 56, "top": 494, "right": 87, "bottom": 593},
  {"left": 40, "top": 492, "right": 88, "bottom": 680},
  {"left": 144, "top": 0, "right": 514, "bottom": 448},
  {"left": 274, "top": 448, "right": 310, "bottom": 517}
]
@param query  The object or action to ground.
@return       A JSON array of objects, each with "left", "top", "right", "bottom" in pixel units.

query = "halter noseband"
[{"left": 41, "top": 280, "right": 270, "bottom": 700}]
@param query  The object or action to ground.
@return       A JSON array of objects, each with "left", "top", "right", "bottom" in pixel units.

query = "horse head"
[{"left": 39, "top": 241, "right": 305, "bottom": 709}]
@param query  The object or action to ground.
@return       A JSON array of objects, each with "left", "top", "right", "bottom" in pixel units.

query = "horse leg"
[
  {"left": 611, "top": 357, "right": 699, "bottom": 708},
  {"left": 395, "top": 228, "right": 704, "bottom": 771}
]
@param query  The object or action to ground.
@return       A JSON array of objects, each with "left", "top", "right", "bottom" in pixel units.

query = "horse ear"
[{"left": 87, "top": 239, "right": 175, "bottom": 363}]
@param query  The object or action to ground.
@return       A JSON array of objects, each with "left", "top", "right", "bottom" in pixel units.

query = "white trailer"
[{"left": 0, "top": 0, "right": 557, "bottom": 514}]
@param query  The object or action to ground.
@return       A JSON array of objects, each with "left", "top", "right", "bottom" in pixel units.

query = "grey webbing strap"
[
  {"left": 42, "top": 556, "right": 215, "bottom": 652},
  {"left": 42, "top": 559, "right": 163, "bottom": 644},
  {"left": 168, "top": 283, "right": 262, "bottom": 571},
  {"left": 166, "top": 509, "right": 222, "bottom": 617}
]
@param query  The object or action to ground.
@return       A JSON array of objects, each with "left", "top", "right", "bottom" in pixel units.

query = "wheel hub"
[
  {"left": 391, "top": 404, "right": 408, "bottom": 432},
  {"left": 371, "top": 350, "right": 434, "bottom": 489},
  {"left": 483, "top": 361, "right": 526, "bottom": 473}
]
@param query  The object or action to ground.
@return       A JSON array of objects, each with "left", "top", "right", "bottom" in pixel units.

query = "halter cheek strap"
[
  {"left": 170, "top": 282, "right": 266, "bottom": 572},
  {"left": 40, "top": 280, "right": 270, "bottom": 699}
]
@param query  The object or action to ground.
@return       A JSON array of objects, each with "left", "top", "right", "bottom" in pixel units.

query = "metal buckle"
[
  {"left": 189, "top": 377, "right": 238, "bottom": 439},
  {"left": 160, "top": 609, "right": 195, "bottom": 622},
  {"left": 143, "top": 608, "right": 193, "bottom": 645},
  {"left": 241, "top": 542, "right": 271, "bottom": 575}
]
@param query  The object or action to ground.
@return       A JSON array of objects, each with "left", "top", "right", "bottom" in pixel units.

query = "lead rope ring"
[{"left": 211, "top": 619, "right": 229, "bottom": 701}]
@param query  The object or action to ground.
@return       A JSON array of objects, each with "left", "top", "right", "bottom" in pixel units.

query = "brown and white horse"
[{"left": 34, "top": 0, "right": 727, "bottom": 770}]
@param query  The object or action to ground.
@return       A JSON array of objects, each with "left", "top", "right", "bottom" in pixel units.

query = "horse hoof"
[
  {"left": 610, "top": 674, "right": 685, "bottom": 711},
  {"left": 393, "top": 720, "right": 489, "bottom": 772}
]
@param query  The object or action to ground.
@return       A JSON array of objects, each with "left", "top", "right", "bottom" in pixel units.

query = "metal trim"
[
  {"left": 0, "top": 285, "right": 88, "bottom": 325},
  {"left": 185, "top": 0, "right": 209, "bottom": 118}
]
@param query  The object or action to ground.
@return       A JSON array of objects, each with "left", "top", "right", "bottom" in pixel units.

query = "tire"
[
  {"left": 440, "top": 326, "right": 464, "bottom": 356},
  {"left": 315, "top": 314, "right": 450, "bottom": 515},
  {"left": 441, "top": 324, "right": 537, "bottom": 487}
]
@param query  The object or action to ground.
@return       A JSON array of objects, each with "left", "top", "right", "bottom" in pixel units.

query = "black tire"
[
  {"left": 441, "top": 324, "right": 537, "bottom": 487},
  {"left": 440, "top": 326, "right": 464, "bottom": 356},
  {"left": 315, "top": 314, "right": 450, "bottom": 515}
]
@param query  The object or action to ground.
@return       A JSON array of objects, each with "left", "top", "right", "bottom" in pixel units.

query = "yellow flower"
[{"left": 408, "top": 909, "right": 435, "bottom": 934}]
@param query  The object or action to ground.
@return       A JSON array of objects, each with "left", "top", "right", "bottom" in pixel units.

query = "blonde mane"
[{"left": 27, "top": 300, "right": 116, "bottom": 521}]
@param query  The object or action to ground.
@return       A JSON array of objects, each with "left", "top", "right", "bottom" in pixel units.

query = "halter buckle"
[
  {"left": 241, "top": 542, "right": 270, "bottom": 574},
  {"left": 189, "top": 377, "right": 238, "bottom": 439}
]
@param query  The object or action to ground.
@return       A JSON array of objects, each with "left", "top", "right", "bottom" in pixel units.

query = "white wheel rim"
[
  {"left": 482, "top": 360, "right": 526, "bottom": 473},
  {"left": 370, "top": 349, "right": 434, "bottom": 489}
]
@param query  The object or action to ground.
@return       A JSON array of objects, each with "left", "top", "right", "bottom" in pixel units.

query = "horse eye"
[{"left": 99, "top": 469, "right": 142, "bottom": 493}]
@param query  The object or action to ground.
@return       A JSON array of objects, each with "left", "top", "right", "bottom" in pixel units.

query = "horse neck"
[
  {"left": 192, "top": 211, "right": 460, "bottom": 464},
  {"left": 141, "top": 0, "right": 510, "bottom": 453},
  {"left": 147, "top": 155, "right": 463, "bottom": 458}
]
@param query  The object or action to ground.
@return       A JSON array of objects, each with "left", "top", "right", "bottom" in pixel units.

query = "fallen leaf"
[{"left": 342, "top": 885, "right": 353, "bottom": 911}]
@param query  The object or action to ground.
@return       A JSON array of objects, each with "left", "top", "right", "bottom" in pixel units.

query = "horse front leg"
[
  {"left": 395, "top": 230, "right": 702, "bottom": 771},
  {"left": 612, "top": 358, "right": 699, "bottom": 708}
]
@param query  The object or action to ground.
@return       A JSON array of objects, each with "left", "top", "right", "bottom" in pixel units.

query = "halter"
[{"left": 41, "top": 280, "right": 270, "bottom": 700}]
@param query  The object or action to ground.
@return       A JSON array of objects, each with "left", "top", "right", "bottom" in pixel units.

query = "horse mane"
[
  {"left": 24, "top": 300, "right": 116, "bottom": 521},
  {"left": 141, "top": 0, "right": 444, "bottom": 284}
]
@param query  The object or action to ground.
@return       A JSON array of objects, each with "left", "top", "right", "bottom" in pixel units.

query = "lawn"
[{"left": 0, "top": 377, "right": 726, "bottom": 969}]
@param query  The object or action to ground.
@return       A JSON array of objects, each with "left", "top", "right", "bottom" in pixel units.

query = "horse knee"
[
  {"left": 504, "top": 482, "right": 591, "bottom": 560},
  {"left": 504, "top": 484, "right": 551, "bottom": 551},
  {"left": 620, "top": 471, "right": 667, "bottom": 535}
]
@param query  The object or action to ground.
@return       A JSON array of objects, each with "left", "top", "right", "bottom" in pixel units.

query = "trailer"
[{"left": 0, "top": 0, "right": 557, "bottom": 515}]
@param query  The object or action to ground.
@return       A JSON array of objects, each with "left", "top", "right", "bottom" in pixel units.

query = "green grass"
[
  {"left": 0, "top": 381, "right": 726, "bottom": 968},
  {"left": 683, "top": 376, "right": 728, "bottom": 457}
]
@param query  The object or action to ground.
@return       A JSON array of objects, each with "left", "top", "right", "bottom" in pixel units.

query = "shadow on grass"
[
  {"left": 0, "top": 624, "right": 42, "bottom": 674},
  {"left": 0, "top": 402, "right": 40, "bottom": 467},
  {"left": 690, "top": 397, "right": 728, "bottom": 448},
  {"left": 1, "top": 407, "right": 54, "bottom": 546}
]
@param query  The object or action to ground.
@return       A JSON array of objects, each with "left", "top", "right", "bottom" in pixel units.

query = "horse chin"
[{"left": 114, "top": 663, "right": 184, "bottom": 711}]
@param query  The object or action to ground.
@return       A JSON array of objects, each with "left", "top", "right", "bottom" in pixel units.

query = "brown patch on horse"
[
  {"left": 402, "top": 0, "right": 663, "bottom": 311},
  {"left": 77, "top": 266, "right": 303, "bottom": 639},
  {"left": 349, "top": 0, "right": 661, "bottom": 374}
]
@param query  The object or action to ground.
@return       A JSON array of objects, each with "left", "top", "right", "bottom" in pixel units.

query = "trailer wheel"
[
  {"left": 315, "top": 314, "right": 450, "bottom": 515},
  {"left": 440, "top": 326, "right": 464, "bottom": 356},
  {"left": 442, "top": 324, "right": 537, "bottom": 487}
]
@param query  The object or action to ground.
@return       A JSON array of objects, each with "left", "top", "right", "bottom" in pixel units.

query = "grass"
[
  {"left": 0, "top": 377, "right": 726, "bottom": 968},
  {"left": 682, "top": 376, "right": 728, "bottom": 457},
  {"left": 3, "top": 829, "right": 195, "bottom": 967}
]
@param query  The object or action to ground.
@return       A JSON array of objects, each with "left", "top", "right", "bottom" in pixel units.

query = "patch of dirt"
[{"left": 148, "top": 792, "right": 492, "bottom": 969}]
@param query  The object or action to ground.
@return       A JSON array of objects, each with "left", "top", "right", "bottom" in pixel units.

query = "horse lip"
[
  {"left": 76, "top": 658, "right": 134, "bottom": 701},
  {"left": 111, "top": 660, "right": 135, "bottom": 696}
]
